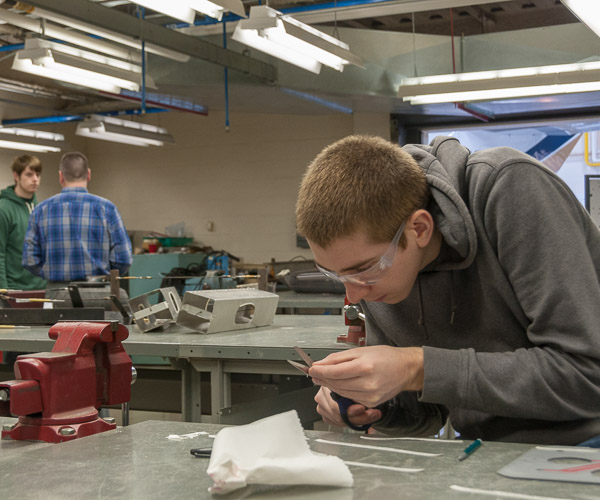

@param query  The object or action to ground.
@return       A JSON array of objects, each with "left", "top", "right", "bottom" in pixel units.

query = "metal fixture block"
[
  {"left": 176, "top": 289, "right": 278, "bottom": 334},
  {"left": 129, "top": 287, "right": 181, "bottom": 332}
]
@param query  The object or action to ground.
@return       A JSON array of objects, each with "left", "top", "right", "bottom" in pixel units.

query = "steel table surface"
[
  {"left": 276, "top": 291, "right": 345, "bottom": 314},
  {"left": 0, "top": 315, "right": 349, "bottom": 423},
  {"left": 1, "top": 418, "right": 597, "bottom": 500}
]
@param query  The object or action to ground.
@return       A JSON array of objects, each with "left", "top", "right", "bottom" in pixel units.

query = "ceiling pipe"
[
  {"left": 0, "top": 43, "right": 24, "bottom": 52},
  {"left": 99, "top": 91, "right": 208, "bottom": 115},
  {"left": 1, "top": 107, "right": 167, "bottom": 126}
]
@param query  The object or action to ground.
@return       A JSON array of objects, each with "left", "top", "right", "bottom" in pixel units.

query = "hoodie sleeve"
[
  {"left": 422, "top": 159, "right": 600, "bottom": 422},
  {"left": 373, "top": 392, "right": 449, "bottom": 437}
]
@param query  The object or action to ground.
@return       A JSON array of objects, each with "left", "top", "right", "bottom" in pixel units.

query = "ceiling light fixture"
[
  {"left": 0, "top": 8, "right": 140, "bottom": 62},
  {"left": 0, "top": 127, "right": 66, "bottom": 153},
  {"left": 27, "top": 6, "right": 190, "bottom": 63},
  {"left": 561, "top": 0, "right": 600, "bottom": 38},
  {"left": 129, "top": 0, "right": 246, "bottom": 22},
  {"left": 398, "top": 61, "right": 600, "bottom": 104},
  {"left": 232, "top": 5, "right": 363, "bottom": 74},
  {"left": 75, "top": 115, "right": 174, "bottom": 147},
  {"left": 12, "top": 38, "right": 148, "bottom": 94}
]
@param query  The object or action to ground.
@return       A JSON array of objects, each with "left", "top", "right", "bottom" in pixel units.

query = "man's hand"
[
  {"left": 309, "top": 345, "right": 424, "bottom": 408},
  {"left": 314, "top": 386, "right": 382, "bottom": 427}
]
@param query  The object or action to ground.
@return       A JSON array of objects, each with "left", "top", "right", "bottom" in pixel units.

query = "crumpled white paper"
[{"left": 206, "top": 410, "right": 353, "bottom": 494}]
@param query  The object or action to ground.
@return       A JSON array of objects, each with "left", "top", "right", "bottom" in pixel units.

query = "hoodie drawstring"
[
  {"left": 449, "top": 271, "right": 456, "bottom": 325},
  {"left": 416, "top": 276, "right": 428, "bottom": 339}
]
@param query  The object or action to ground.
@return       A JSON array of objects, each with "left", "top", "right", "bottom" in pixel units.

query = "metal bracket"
[
  {"left": 108, "top": 294, "right": 132, "bottom": 325},
  {"left": 176, "top": 289, "right": 279, "bottom": 334},
  {"left": 67, "top": 285, "right": 84, "bottom": 308},
  {"left": 128, "top": 287, "right": 181, "bottom": 332}
]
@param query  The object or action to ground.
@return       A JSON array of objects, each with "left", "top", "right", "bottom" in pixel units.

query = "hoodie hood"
[
  {"left": 0, "top": 185, "right": 38, "bottom": 213},
  {"left": 403, "top": 136, "right": 477, "bottom": 271}
]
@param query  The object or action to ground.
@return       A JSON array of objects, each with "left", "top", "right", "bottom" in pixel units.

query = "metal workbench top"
[
  {"left": 277, "top": 291, "right": 345, "bottom": 311},
  {"left": 1, "top": 418, "right": 596, "bottom": 499},
  {"left": 0, "top": 314, "right": 347, "bottom": 360}
]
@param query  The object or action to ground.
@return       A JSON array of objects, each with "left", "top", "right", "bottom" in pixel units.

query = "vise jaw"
[
  {"left": 337, "top": 297, "right": 366, "bottom": 346},
  {"left": 0, "top": 321, "right": 132, "bottom": 443}
]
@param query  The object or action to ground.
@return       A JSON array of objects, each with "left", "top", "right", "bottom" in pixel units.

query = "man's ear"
[
  {"left": 12, "top": 171, "right": 19, "bottom": 184},
  {"left": 408, "top": 209, "right": 435, "bottom": 248},
  {"left": 87, "top": 169, "right": 91, "bottom": 182}
]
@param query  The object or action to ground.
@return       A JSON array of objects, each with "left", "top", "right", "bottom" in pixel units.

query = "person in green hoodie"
[{"left": 0, "top": 155, "right": 47, "bottom": 291}]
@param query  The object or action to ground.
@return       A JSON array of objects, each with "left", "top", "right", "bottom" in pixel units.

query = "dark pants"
[{"left": 578, "top": 435, "right": 600, "bottom": 448}]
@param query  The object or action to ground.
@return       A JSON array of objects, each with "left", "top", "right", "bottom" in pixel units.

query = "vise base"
[{"left": 2, "top": 416, "right": 116, "bottom": 443}]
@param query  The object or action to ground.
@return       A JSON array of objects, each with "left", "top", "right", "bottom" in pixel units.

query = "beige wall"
[
  {"left": 0, "top": 110, "right": 390, "bottom": 265},
  {"left": 85, "top": 111, "right": 356, "bottom": 264}
]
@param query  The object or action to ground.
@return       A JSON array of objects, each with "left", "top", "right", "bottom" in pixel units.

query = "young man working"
[
  {"left": 296, "top": 135, "right": 600, "bottom": 446},
  {"left": 0, "top": 155, "right": 46, "bottom": 290},
  {"left": 23, "top": 152, "right": 132, "bottom": 284}
]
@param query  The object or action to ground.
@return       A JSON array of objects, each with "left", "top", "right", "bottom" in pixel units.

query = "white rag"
[{"left": 206, "top": 410, "right": 353, "bottom": 494}]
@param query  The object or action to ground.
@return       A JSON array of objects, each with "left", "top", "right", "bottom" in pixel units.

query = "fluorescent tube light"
[
  {"left": 0, "top": 127, "right": 66, "bottom": 153},
  {"left": 232, "top": 6, "right": 363, "bottom": 74},
  {"left": 0, "top": 8, "right": 140, "bottom": 62},
  {"left": 12, "top": 38, "right": 146, "bottom": 93},
  {"left": 399, "top": 61, "right": 600, "bottom": 104},
  {"left": 405, "top": 82, "right": 600, "bottom": 105},
  {"left": 561, "top": 0, "right": 600, "bottom": 38},
  {"left": 76, "top": 115, "right": 174, "bottom": 147},
  {"left": 129, "top": 0, "right": 245, "bottom": 22},
  {"left": 29, "top": 7, "right": 190, "bottom": 63}
]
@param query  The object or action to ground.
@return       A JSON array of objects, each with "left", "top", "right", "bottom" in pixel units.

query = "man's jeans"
[{"left": 578, "top": 435, "right": 600, "bottom": 448}]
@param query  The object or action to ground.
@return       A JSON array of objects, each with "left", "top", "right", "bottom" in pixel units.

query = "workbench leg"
[
  {"left": 210, "top": 360, "right": 231, "bottom": 423},
  {"left": 181, "top": 362, "right": 203, "bottom": 422}
]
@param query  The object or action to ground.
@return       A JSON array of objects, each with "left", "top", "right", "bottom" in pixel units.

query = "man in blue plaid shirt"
[{"left": 22, "top": 152, "right": 132, "bottom": 284}]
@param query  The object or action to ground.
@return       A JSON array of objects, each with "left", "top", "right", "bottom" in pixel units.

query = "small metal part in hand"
[
  {"left": 287, "top": 359, "right": 309, "bottom": 375},
  {"left": 293, "top": 345, "right": 313, "bottom": 366}
]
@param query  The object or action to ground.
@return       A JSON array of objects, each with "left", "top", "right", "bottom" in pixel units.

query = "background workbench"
[
  {"left": 276, "top": 291, "right": 345, "bottom": 314},
  {"left": 0, "top": 315, "right": 349, "bottom": 424},
  {"left": 1, "top": 417, "right": 596, "bottom": 500}
]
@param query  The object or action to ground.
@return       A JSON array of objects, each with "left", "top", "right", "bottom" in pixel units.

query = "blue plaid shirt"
[{"left": 23, "top": 187, "right": 132, "bottom": 281}]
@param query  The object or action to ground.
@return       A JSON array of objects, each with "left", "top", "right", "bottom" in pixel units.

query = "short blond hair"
[{"left": 296, "top": 135, "right": 430, "bottom": 248}]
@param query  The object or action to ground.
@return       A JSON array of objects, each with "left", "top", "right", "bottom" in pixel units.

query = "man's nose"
[{"left": 344, "top": 282, "right": 370, "bottom": 304}]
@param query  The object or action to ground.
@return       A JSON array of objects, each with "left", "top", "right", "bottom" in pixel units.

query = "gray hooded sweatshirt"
[{"left": 364, "top": 136, "right": 600, "bottom": 445}]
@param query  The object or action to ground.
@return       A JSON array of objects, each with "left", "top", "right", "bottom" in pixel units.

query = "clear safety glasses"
[{"left": 316, "top": 220, "right": 407, "bottom": 286}]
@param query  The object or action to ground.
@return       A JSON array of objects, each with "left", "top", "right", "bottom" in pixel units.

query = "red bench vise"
[
  {"left": 0, "top": 321, "right": 132, "bottom": 443},
  {"left": 337, "top": 297, "right": 366, "bottom": 346}
]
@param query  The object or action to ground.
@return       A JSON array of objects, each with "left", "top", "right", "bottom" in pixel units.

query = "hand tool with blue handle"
[{"left": 289, "top": 346, "right": 371, "bottom": 432}]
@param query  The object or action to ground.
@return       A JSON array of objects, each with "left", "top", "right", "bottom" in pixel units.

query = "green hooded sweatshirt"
[{"left": 0, "top": 185, "right": 47, "bottom": 290}]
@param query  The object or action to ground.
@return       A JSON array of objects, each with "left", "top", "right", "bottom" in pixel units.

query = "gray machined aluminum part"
[
  {"left": 498, "top": 446, "right": 600, "bottom": 484},
  {"left": 128, "top": 287, "right": 182, "bottom": 332},
  {"left": 176, "top": 289, "right": 279, "bottom": 334}
]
